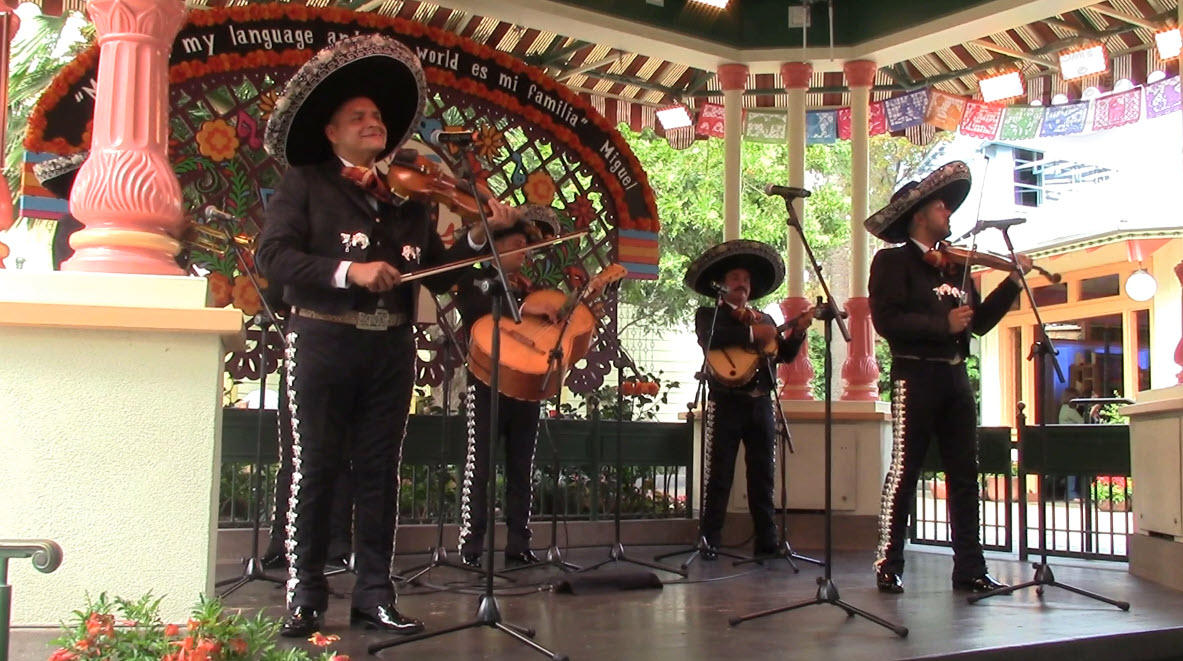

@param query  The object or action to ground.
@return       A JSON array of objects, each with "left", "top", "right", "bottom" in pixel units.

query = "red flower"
[
  {"left": 308, "top": 632, "right": 340, "bottom": 647},
  {"left": 48, "top": 648, "right": 77, "bottom": 661},
  {"left": 207, "top": 272, "right": 233, "bottom": 308},
  {"left": 228, "top": 637, "right": 248, "bottom": 654},
  {"left": 567, "top": 195, "right": 596, "bottom": 230},
  {"left": 164, "top": 623, "right": 180, "bottom": 637},
  {"left": 231, "top": 274, "right": 267, "bottom": 317}
]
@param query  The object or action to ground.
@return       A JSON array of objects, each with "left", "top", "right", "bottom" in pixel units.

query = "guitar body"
[
  {"left": 706, "top": 339, "right": 777, "bottom": 388},
  {"left": 468, "top": 289, "right": 596, "bottom": 402}
]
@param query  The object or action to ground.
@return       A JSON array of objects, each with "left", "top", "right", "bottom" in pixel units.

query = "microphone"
[
  {"left": 708, "top": 281, "right": 729, "bottom": 296},
  {"left": 430, "top": 129, "right": 479, "bottom": 145},
  {"left": 763, "top": 184, "right": 812, "bottom": 199},
  {"left": 953, "top": 217, "right": 1026, "bottom": 241},
  {"left": 204, "top": 205, "right": 239, "bottom": 224}
]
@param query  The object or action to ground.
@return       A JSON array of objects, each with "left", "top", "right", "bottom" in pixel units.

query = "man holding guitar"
[
  {"left": 685, "top": 240, "right": 813, "bottom": 559},
  {"left": 450, "top": 212, "right": 560, "bottom": 569}
]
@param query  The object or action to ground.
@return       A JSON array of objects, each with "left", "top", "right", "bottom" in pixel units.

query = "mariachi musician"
[
  {"left": 450, "top": 207, "right": 560, "bottom": 569},
  {"left": 685, "top": 240, "right": 812, "bottom": 559},
  {"left": 864, "top": 160, "right": 1031, "bottom": 594},
  {"left": 255, "top": 34, "right": 520, "bottom": 637}
]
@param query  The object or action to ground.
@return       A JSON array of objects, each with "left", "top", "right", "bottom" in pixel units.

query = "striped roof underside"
[{"left": 25, "top": 0, "right": 1182, "bottom": 137}]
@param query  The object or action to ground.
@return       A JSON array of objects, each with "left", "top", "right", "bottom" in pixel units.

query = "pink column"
[
  {"left": 840, "top": 59, "right": 880, "bottom": 401},
  {"left": 778, "top": 62, "right": 814, "bottom": 400},
  {"left": 1175, "top": 262, "right": 1183, "bottom": 384},
  {"left": 716, "top": 63, "right": 748, "bottom": 242},
  {"left": 64, "top": 0, "right": 187, "bottom": 275}
]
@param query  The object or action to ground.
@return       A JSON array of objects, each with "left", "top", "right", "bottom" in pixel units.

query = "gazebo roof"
[{"left": 29, "top": 0, "right": 1181, "bottom": 131}]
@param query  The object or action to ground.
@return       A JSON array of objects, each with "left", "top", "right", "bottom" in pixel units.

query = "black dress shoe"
[
  {"left": 953, "top": 574, "right": 1009, "bottom": 593},
  {"left": 350, "top": 604, "right": 425, "bottom": 634},
  {"left": 505, "top": 550, "right": 540, "bottom": 567},
  {"left": 280, "top": 606, "right": 322, "bottom": 638},
  {"left": 701, "top": 546, "right": 719, "bottom": 561},
  {"left": 461, "top": 552, "right": 482, "bottom": 568},
  {"left": 876, "top": 570, "right": 904, "bottom": 594}
]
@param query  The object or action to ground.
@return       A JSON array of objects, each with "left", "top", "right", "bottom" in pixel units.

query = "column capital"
[
  {"left": 843, "top": 60, "right": 878, "bottom": 88},
  {"left": 780, "top": 62, "right": 813, "bottom": 90},
  {"left": 716, "top": 63, "right": 749, "bottom": 91}
]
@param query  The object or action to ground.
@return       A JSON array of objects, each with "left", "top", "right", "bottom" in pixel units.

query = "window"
[
  {"left": 1014, "top": 148, "right": 1043, "bottom": 207},
  {"left": 1032, "top": 282, "right": 1068, "bottom": 306},
  {"left": 1080, "top": 274, "right": 1121, "bottom": 301}
]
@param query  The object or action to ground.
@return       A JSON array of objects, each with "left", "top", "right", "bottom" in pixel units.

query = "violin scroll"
[{"left": 926, "top": 243, "right": 1061, "bottom": 283}]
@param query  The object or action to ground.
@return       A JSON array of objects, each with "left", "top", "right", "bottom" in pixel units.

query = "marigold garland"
[{"left": 24, "top": 2, "right": 659, "bottom": 231}]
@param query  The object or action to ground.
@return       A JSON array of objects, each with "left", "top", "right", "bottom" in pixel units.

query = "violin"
[
  {"left": 384, "top": 152, "right": 497, "bottom": 223},
  {"left": 924, "top": 243, "right": 1061, "bottom": 283}
]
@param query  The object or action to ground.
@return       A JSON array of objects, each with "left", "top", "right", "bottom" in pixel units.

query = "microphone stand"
[
  {"left": 730, "top": 194, "right": 907, "bottom": 637},
  {"left": 399, "top": 302, "right": 489, "bottom": 586},
  {"left": 578, "top": 345, "right": 686, "bottom": 577},
  {"left": 967, "top": 227, "right": 1129, "bottom": 611},
  {"left": 733, "top": 354, "right": 823, "bottom": 570},
  {"left": 370, "top": 146, "right": 564, "bottom": 660},
  {"left": 214, "top": 232, "right": 288, "bottom": 598},
  {"left": 502, "top": 291, "right": 583, "bottom": 576},
  {"left": 655, "top": 292, "right": 751, "bottom": 569}
]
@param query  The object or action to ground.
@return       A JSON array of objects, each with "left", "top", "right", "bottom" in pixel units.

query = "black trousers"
[
  {"left": 283, "top": 318, "right": 415, "bottom": 610},
  {"left": 876, "top": 358, "right": 986, "bottom": 581},
  {"left": 268, "top": 363, "right": 353, "bottom": 558},
  {"left": 701, "top": 392, "right": 778, "bottom": 550},
  {"left": 459, "top": 375, "right": 540, "bottom": 556}
]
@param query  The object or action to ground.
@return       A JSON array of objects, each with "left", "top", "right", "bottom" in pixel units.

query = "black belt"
[{"left": 894, "top": 354, "right": 964, "bottom": 366}]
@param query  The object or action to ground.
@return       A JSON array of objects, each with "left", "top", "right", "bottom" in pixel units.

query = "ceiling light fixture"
[
  {"left": 656, "top": 105, "right": 693, "bottom": 130},
  {"left": 1059, "top": 44, "right": 1108, "bottom": 81},
  {"left": 978, "top": 70, "right": 1024, "bottom": 103},
  {"left": 1155, "top": 27, "right": 1181, "bottom": 59},
  {"left": 688, "top": 0, "right": 729, "bottom": 8}
]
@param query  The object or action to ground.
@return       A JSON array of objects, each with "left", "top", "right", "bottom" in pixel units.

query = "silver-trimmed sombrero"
[
  {"left": 34, "top": 151, "right": 88, "bottom": 200},
  {"left": 493, "top": 204, "right": 560, "bottom": 243},
  {"left": 864, "top": 161, "right": 971, "bottom": 244},
  {"left": 684, "top": 239, "right": 785, "bottom": 300},
  {"left": 264, "top": 34, "right": 426, "bottom": 168}
]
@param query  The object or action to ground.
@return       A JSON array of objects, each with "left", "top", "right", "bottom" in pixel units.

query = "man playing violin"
[
  {"left": 450, "top": 210, "right": 561, "bottom": 569},
  {"left": 864, "top": 161, "right": 1031, "bottom": 595},
  {"left": 685, "top": 240, "right": 812, "bottom": 559},
  {"left": 256, "top": 35, "right": 519, "bottom": 638}
]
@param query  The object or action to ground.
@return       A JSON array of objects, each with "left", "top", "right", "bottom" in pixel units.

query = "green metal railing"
[
  {"left": 219, "top": 409, "right": 694, "bottom": 528},
  {"left": 0, "top": 540, "right": 62, "bottom": 661}
]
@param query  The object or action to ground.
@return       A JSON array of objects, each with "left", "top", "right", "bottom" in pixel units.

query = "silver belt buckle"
[{"left": 355, "top": 309, "right": 390, "bottom": 331}]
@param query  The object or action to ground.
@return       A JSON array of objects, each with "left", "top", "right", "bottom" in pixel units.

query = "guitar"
[
  {"left": 468, "top": 264, "right": 628, "bottom": 401},
  {"left": 706, "top": 308, "right": 813, "bottom": 388}
]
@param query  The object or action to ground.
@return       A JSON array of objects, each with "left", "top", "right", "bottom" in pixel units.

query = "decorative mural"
[{"left": 23, "top": 4, "right": 663, "bottom": 394}]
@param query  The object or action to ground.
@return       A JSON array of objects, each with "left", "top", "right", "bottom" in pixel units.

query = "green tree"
[{"left": 617, "top": 127, "right": 935, "bottom": 332}]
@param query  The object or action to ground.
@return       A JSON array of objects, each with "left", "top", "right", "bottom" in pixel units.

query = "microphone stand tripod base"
[
  {"left": 730, "top": 576, "right": 909, "bottom": 638},
  {"left": 967, "top": 562, "right": 1129, "bottom": 609}
]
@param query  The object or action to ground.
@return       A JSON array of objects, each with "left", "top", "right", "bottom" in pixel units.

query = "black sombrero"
[
  {"left": 264, "top": 34, "right": 426, "bottom": 168},
  {"left": 684, "top": 239, "right": 785, "bottom": 300},
  {"left": 493, "top": 204, "right": 561, "bottom": 243},
  {"left": 864, "top": 161, "right": 972, "bottom": 244},
  {"left": 34, "top": 151, "right": 88, "bottom": 200}
]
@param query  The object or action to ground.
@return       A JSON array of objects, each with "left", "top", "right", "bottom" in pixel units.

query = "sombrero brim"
[
  {"left": 864, "top": 161, "right": 972, "bottom": 244},
  {"left": 34, "top": 152, "right": 88, "bottom": 200},
  {"left": 265, "top": 35, "right": 425, "bottom": 168},
  {"left": 684, "top": 239, "right": 785, "bottom": 300}
]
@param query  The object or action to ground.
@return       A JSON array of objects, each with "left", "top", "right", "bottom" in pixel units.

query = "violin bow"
[{"left": 398, "top": 229, "right": 588, "bottom": 284}]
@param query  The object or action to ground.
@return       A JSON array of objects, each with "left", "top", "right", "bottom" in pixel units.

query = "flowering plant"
[
  {"left": 1091, "top": 476, "right": 1132, "bottom": 504},
  {"left": 48, "top": 593, "right": 349, "bottom": 661}
]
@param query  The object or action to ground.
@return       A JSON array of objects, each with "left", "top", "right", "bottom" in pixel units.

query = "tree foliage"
[{"left": 616, "top": 126, "right": 935, "bottom": 331}]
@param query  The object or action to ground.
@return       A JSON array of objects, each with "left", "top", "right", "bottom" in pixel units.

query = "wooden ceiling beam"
[
  {"left": 1087, "top": 4, "right": 1158, "bottom": 31},
  {"left": 973, "top": 38, "right": 1058, "bottom": 69}
]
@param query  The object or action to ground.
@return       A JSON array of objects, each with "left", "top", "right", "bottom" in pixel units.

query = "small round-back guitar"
[{"left": 468, "top": 264, "right": 628, "bottom": 401}]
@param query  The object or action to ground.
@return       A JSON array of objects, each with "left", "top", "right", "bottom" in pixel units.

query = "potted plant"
[
  {"left": 47, "top": 593, "right": 349, "bottom": 661},
  {"left": 1091, "top": 475, "right": 1132, "bottom": 512}
]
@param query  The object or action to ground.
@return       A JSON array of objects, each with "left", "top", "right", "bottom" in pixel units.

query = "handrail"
[{"left": 1, "top": 540, "right": 63, "bottom": 661}]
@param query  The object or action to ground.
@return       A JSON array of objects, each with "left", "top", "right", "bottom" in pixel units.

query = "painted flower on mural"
[
  {"left": 196, "top": 119, "right": 240, "bottom": 162},
  {"left": 523, "top": 171, "right": 557, "bottom": 206},
  {"left": 231, "top": 274, "right": 266, "bottom": 317},
  {"left": 257, "top": 90, "right": 278, "bottom": 121},
  {"left": 474, "top": 124, "right": 506, "bottom": 160},
  {"left": 566, "top": 195, "right": 595, "bottom": 230},
  {"left": 207, "top": 272, "right": 233, "bottom": 308},
  {"left": 0, "top": 240, "right": 9, "bottom": 266}
]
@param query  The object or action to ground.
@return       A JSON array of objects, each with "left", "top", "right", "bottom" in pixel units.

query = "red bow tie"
[{"left": 341, "top": 165, "right": 392, "bottom": 204}]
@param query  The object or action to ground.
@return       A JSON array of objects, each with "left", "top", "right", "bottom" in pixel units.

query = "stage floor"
[{"left": 11, "top": 546, "right": 1183, "bottom": 660}]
